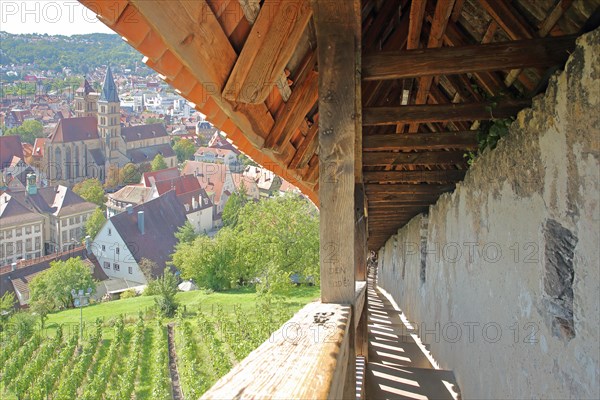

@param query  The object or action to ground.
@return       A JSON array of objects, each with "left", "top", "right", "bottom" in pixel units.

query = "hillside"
[{"left": 0, "top": 32, "right": 151, "bottom": 75}]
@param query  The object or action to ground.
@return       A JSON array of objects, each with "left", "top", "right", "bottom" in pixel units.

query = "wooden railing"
[{"left": 201, "top": 281, "right": 368, "bottom": 399}]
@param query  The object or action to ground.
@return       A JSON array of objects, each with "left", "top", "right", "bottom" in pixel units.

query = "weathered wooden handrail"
[{"left": 201, "top": 281, "right": 368, "bottom": 399}]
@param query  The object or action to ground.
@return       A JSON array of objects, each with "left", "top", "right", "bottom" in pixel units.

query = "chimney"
[
  {"left": 26, "top": 173, "right": 37, "bottom": 195},
  {"left": 126, "top": 204, "right": 133, "bottom": 214},
  {"left": 11, "top": 262, "right": 17, "bottom": 272},
  {"left": 137, "top": 211, "right": 145, "bottom": 235}
]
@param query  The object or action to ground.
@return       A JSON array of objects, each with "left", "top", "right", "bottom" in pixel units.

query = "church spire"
[{"left": 100, "top": 66, "right": 119, "bottom": 103}]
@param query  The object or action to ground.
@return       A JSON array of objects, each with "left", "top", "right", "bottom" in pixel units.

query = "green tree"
[
  {"left": 146, "top": 117, "right": 165, "bottom": 126},
  {"left": 85, "top": 208, "right": 106, "bottom": 239},
  {"left": 29, "top": 298, "right": 52, "bottom": 329},
  {"left": 5, "top": 119, "right": 44, "bottom": 144},
  {"left": 173, "top": 138, "right": 196, "bottom": 163},
  {"left": 73, "top": 178, "right": 105, "bottom": 207},
  {"left": 151, "top": 154, "right": 168, "bottom": 171},
  {"left": 0, "top": 292, "right": 15, "bottom": 330},
  {"left": 222, "top": 191, "right": 246, "bottom": 228},
  {"left": 119, "top": 163, "right": 142, "bottom": 185},
  {"left": 29, "top": 257, "right": 96, "bottom": 310},
  {"left": 153, "top": 270, "right": 179, "bottom": 317},
  {"left": 104, "top": 164, "right": 121, "bottom": 189},
  {"left": 172, "top": 195, "right": 319, "bottom": 293},
  {"left": 175, "top": 221, "right": 198, "bottom": 244}
]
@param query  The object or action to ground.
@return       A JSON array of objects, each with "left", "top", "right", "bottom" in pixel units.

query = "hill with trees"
[{"left": 0, "top": 32, "right": 151, "bottom": 75}]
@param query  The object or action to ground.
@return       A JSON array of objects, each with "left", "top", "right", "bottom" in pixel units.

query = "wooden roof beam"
[
  {"left": 363, "top": 151, "right": 467, "bottom": 167},
  {"left": 363, "top": 99, "right": 531, "bottom": 126},
  {"left": 223, "top": 0, "right": 312, "bottom": 104},
  {"left": 478, "top": 0, "right": 535, "bottom": 40},
  {"left": 365, "top": 183, "right": 456, "bottom": 194},
  {"left": 264, "top": 71, "right": 319, "bottom": 152},
  {"left": 363, "top": 131, "right": 478, "bottom": 151},
  {"left": 409, "top": 0, "right": 456, "bottom": 132},
  {"left": 362, "top": 35, "right": 577, "bottom": 81},
  {"left": 364, "top": 170, "right": 466, "bottom": 184}
]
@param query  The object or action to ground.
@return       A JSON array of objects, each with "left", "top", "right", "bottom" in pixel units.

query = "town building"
[
  {"left": 44, "top": 67, "right": 177, "bottom": 185},
  {"left": 92, "top": 190, "right": 186, "bottom": 284},
  {"left": 0, "top": 175, "right": 96, "bottom": 265}
]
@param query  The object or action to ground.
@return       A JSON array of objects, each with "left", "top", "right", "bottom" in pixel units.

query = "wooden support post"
[{"left": 313, "top": 0, "right": 361, "bottom": 397}]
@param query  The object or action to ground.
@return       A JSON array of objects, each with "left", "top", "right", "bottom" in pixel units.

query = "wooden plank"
[
  {"left": 264, "top": 71, "right": 319, "bottom": 152},
  {"left": 355, "top": 185, "right": 367, "bottom": 281},
  {"left": 313, "top": 0, "right": 360, "bottom": 304},
  {"left": 539, "top": 0, "right": 574, "bottom": 37},
  {"left": 288, "top": 115, "right": 319, "bottom": 170},
  {"left": 479, "top": 0, "right": 535, "bottom": 40},
  {"left": 366, "top": 183, "right": 455, "bottom": 194},
  {"left": 354, "top": 281, "right": 367, "bottom": 329},
  {"left": 362, "top": 35, "right": 577, "bottom": 81},
  {"left": 223, "top": 0, "right": 312, "bottom": 103},
  {"left": 363, "top": 100, "right": 530, "bottom": 126},
  {"left": 364, "top": 131, "right": 478, "bottom": 151},
  {"left": 364, "top": 169, "right": 466, "bottom": 183},
  {"left": 201, "top": 302, "right": 351, "bottom": 399},
  {"left": 407, "top": 0, "right": 427, "bottom": 50},
  {"left": 363, "top": 151, "right": 467, "bottom": 166},
  {"left": 408, "top": 0, "right": 455, "bottom": 132}
]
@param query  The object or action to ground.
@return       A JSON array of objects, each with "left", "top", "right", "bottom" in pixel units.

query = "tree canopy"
[
  {"left": 29, "top": 257, "right": 96, "bottom": 310},
  {"left": 172, "top": 195, "right": 319, "bottom": 292},
  {"left": 4, "top": 120, "right": 44, "bottom": 144},
  {"left": 173, "top": 138, "right": 196, "bottom": 163},
  {"left": 151, "top": 154, "right": 168, "bottom": 171},
  {"left": 85, "top": 208, "right": 106, "bottom": 239},
  {"left": 73, "top": 178, "right": 105, "bottom": 207}
]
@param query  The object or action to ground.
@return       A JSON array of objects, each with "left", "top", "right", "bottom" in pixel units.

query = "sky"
[{"left": 0, "top": 1, "right": 116, "bottom": 35}]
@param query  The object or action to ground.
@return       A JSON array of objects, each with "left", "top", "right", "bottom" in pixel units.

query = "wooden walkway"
[{"left": 364, "top": 282, "right": 461, "bottom": 400}]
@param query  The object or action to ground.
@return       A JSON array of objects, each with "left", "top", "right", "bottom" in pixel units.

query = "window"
[
  {"left": 75, "top": 216, "right": 80, "bottom": 224},
  {"left": 35, "top": 237, "right": 41, "bottom": 250},
  {"left": 70, "top": 228, "right": 75, "bottom": 240},
  {"left": 128, "top": 266, "right": 132, "bottom": 274},
  {"left": 6, "top": 230, "right": 11, "bottom": 239},
  {"left": 113, "top": 263, "right": 120, "bottom": 271},
  {"left": 104, "top": 261, "right": 110, "bottom": 269},
  {"left": 108, "top": 228, "right": 112, "bottom": 236},
  {"left": 62, "top": 231, "right": 67, "bottom": 243},
  {"left": 115, "top": 247, "right": 120, "bottom": 255},
  {"left": 0, "top": 231, "right": 3, "bottom": 240},
  {"left": 0, "top": 244, "right": 4, "bottom": 258},
  {"left": 25, "top": 226, "right": 31, "bottom": 235},
  {"left": 6, "top": 244, "right": 13, "bottom": 256},
  {"left": 62, "top": 219, "right": 66, "bottom": 227},
  {"left": 16, "top": 241, "right": 22, "bottom": 253},
  {"left": 15, "top": 227, "right": 22, "bottom": 237},
  {"left": 70, "top": 217, "right": 75, "bottom": 225},
  {"left": 82, "top": 214, "right": 87, "bottom": 222},
  {"left": 102, "top": 245, "right": 106, "bottom": 251},
  {"left": 34, "top": 224, "right": 40, "bottom": 233},
  {"left": 25, "top": 238, "right": 32, "bottom": 251}
]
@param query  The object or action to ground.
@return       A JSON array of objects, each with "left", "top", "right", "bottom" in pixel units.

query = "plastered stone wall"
[{"left": 377, "top": 28, "right": 599, "bottom": 399}]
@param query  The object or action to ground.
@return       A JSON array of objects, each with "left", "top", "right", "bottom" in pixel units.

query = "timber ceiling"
[{"left": 82, "top": 0, "right": 599, "bottom": 250}]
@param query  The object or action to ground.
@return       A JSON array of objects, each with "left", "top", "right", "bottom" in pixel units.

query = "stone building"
[{"left": 44, "top": 67, "right": 176, "bottom": 185}]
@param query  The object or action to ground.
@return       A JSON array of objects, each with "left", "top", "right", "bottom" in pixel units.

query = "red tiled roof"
[
  {"left": 154, "top": 174, "right": 201, "bottom": 196},
  {"left": 142, "top": 167, "right": 179, "bottom": 187},
  {"left": 32, "top": 138, "right": 46, "bottom": 157},
  {"left": 0, "top": 135, "right": 24, "bottom": 168},
  {"left": 49, "top": 116, "right": 99, "bottom": 143}
]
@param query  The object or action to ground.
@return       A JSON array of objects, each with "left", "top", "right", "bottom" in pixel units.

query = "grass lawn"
[{"left": 45, "top": 285, "right": 320, "bottom": 333}]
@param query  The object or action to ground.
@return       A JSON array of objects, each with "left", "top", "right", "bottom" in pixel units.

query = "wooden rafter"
[
  {"left": 363, "top": 151, "right": 467, "bottom": 167},
  {"left": 223, "top": 0, "right": 312, "bottom": 104},
  {"left": 363, "top": 99, "right": 531, "bottom": 126},
  {"left": 364, "top": 170, "right": 466, "bottom": 184},
  {"left": 408, "top": 0, "right": 456, "bottom": 132},
  {"left": 263, "top": 71, "right": 318, "bottom": 152}
]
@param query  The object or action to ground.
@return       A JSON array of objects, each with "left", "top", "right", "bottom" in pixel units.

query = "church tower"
[
  {"left": 74, "top": 78, "right": 98, "bottom": 118},
  {"left": 97, "top": 66, "right": 121, "bottom": 163}
]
